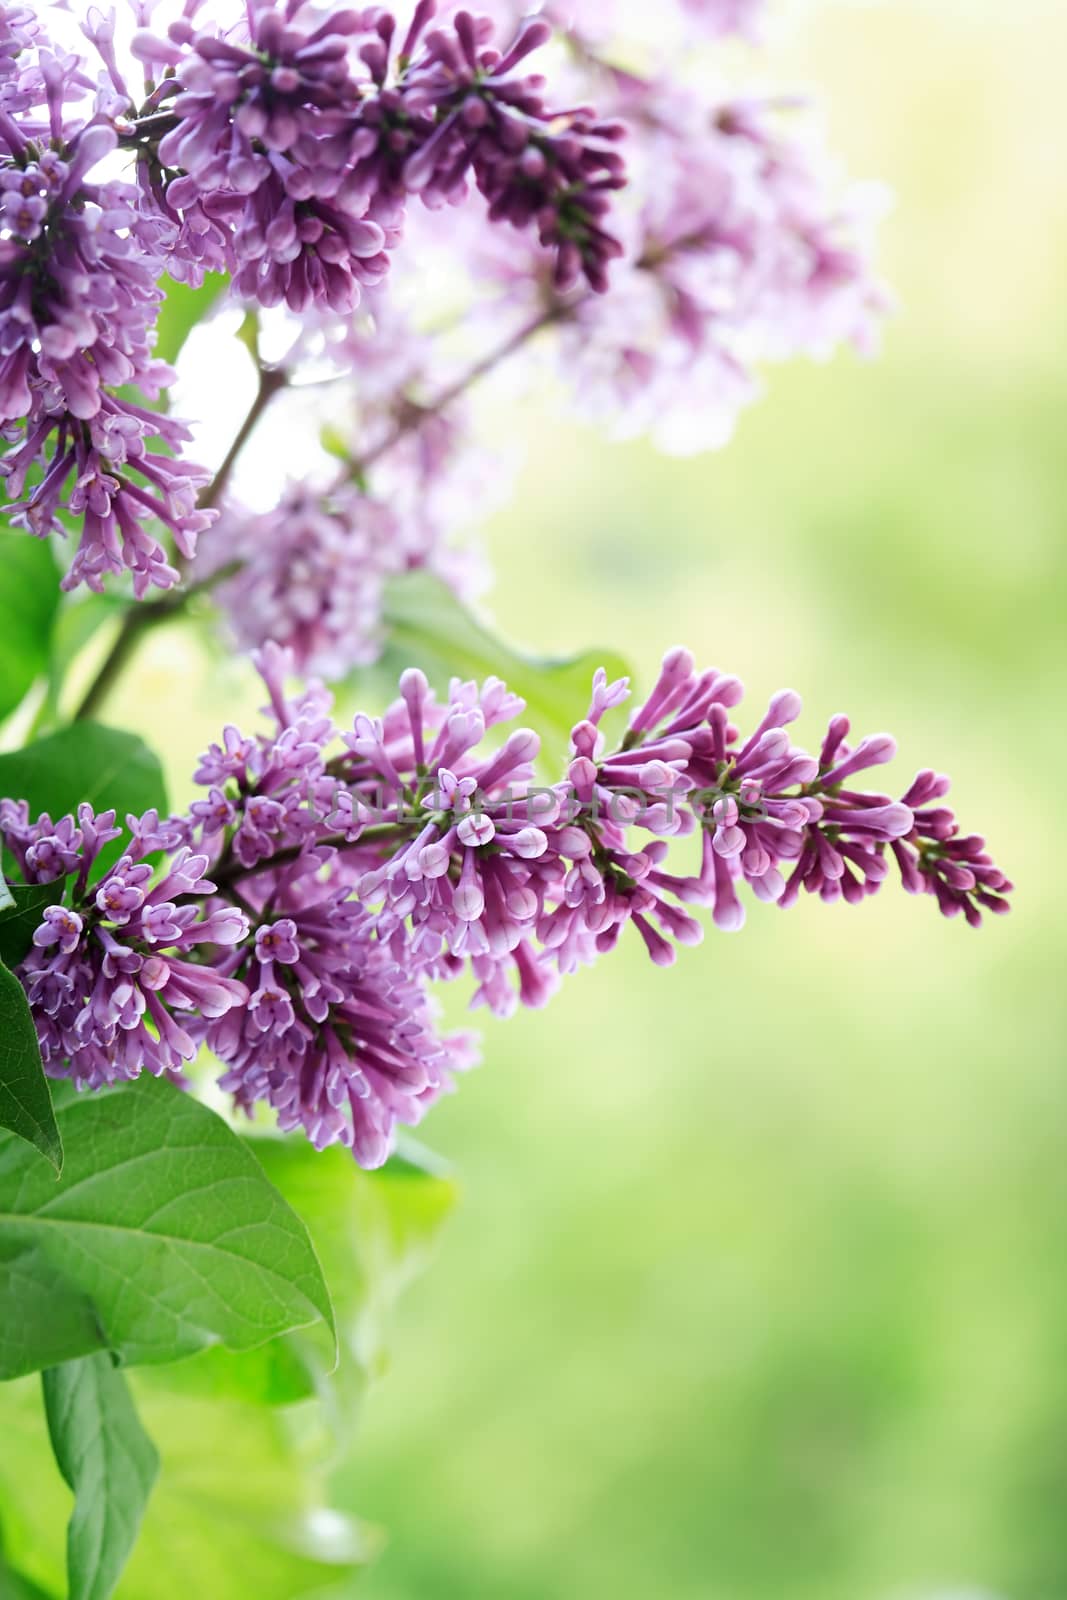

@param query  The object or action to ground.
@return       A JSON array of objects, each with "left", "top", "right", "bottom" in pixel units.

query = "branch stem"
[
  {"left": 350, "top": 302, "right": 567, "bottom": 479},
  {"left": 69, "top": 303, "right": 561, "bottom": 721}
]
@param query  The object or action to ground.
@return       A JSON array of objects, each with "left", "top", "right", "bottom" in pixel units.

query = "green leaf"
[
  {"left": 0, "top": 1077, "right": 335, "bottom": 1379},
  {"left": 0, "top": 881, "right": 65, "bottom": 969},
  {"left": 0, "top": 870, "right": 12, "bottom": 914},
  {"left": 0, "top": 1372, "right": 372, "bottom": 1600},
  {"left": 0, "top": 959, "right": 61, "bottom": 1173},
  {"left": 156, "top": 1136, "right": 457, "bottom": 1419},
  {"left": 42, "top": 1354, "right": 159, "bottom": 1600},
  {"left": 0, "top": 1137, "right": 454, "bottom": 1600},
  {"left": 0, "top": 724, "right": 167, "bottom": 880},
  {"left": 152, "top": 273, "right": 228, "bottom": 367},
  {"left": 378, "top": 571, "right": 632, "bottom": 761},
  {"left": 0, "top": 534, "right": 60, "bottom": 724},
  {"left": 254, "top": 1136, "right": 456, "bottom": 1423}
]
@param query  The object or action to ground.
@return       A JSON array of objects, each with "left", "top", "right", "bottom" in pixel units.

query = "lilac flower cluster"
[
  {"left": 0, "top": 0, "right": 625, "bottom": 597},
  {"left": 0, "top": 64, "right": 215, "bottom": 593},
  {"left": 204, "top": 460, "right": 489, "bottom": 678},
  {"left": 3, "top": 645, "right": 1011, "bottom": 1167},
  {"left": 0, "top": 799, "right": 246, "bottom": 1088},
  {"left": 455, "top": 70, "right": 887, "bottom": 453},
  {"left": 203, "top": 483, "right": 402, "bottom": 676},
  {"left": 137, "top": 1, "right": 626, "bottom": 304},
  {"left": 564, "top": 82, "right": 886, "bottom": 452},
  {"left": 0, "top": 0, "right": 886, "bottom": 629}
]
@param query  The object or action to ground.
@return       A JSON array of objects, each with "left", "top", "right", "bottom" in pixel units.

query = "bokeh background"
[{"left": 100, "top": 2, "right": 1067, "bottom": 1596}]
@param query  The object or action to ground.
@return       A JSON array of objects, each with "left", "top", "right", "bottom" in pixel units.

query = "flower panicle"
[{"left": 2, "top": 644, "right": 1011, "bottom": 1167}]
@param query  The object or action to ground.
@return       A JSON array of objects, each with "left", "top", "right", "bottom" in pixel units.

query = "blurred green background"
[{"left": 99, "top": 2, "right": 1067, "bottom": 1597}]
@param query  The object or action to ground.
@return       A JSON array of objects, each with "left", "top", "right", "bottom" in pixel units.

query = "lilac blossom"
[
  {"left": 0, "top": 44, "right": 214, "bottom": 591},
  {"left": 134, "top": 1, "right": 626, "bottom": 305},
  {"left": 140, "top": 1, "right": 395, "bottom": 311},
  {"left": 677, "top": 0, "right": 766, "bottom": 39},
  {"left": 553, "top": 81, "right": 887, "bottom": 452},
  {"left": 442, "top": 67, "right": 887, "bottom": 454},
  {"left": 202, "top": 484, "right": 400, "bottom": 676},
  {"left": 3, "top": 644, "right": 1011, "bottom": 1162},
  {"left": 199, "top": 370, "right": 496, "bottom": 675},
  {"left": 0, "top": 800, "right": 248, "bottom": 1089},
  {"left": 0, "top": 0, "right": 629, "bottom": 601},
  {"left": 198, "top": 873, "right": 472, "bottom": 1167}
]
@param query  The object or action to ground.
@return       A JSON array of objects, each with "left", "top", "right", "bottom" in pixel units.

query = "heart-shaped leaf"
[{"left": 0, "top": 1077, "right": 334, "bottom": 1379}]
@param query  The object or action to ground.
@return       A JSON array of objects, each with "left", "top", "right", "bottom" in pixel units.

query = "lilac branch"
[
  {"left": 69, "top": 305, "right": 565, "bottom": 720},
  {"left": 72, "top": 365, "right": 287, "bottom": 723}
]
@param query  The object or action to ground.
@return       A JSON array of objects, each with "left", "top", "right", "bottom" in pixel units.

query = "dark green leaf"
[
  {"left": 43, "top": 1354, "right": 159, "bottom": 1600},
  {"left": 0, "top": 1077, "right": 334, "bottom": 1379},
  {"left": 0, "top": 881, "right": 65, "bottom": 969},
  {"left": 0, "top": 724, "right": 167, "bottom": 880},
  {"left": 378, "top": 571, "right": 632, "bottom": 761},
  {"left": 0, "top": 959, "right": 61, "bottom": 1172},
  {"left": 0, "top": 534, "right": 60, "bottom": 724},
  {"left": 152, "top": 273, "right": 228, "bottom": 368}
]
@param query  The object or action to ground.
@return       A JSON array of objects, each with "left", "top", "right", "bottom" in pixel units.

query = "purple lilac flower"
[
  {"left": 349, "top": 5, "right": 627, "bottom": 293},
  {"left": 0, "top": 5, "right": 41, "bottom": 106},
  {"left": 446, "top": 66, "right": 887, "bottom": 454},
  {"left": 892, "top": 769, "right": 1013, "bottom": 927},
  {"left": 552, "top": 81, "right": 888, "bottom": 452},
  {"left": 203, "top": 484, "right": 400, "bottom": 676},
  {"left": 198, "top": 870, "right": 473, "bottom": 1167},
  {"left": 3, "top": 644, "right": 1010, "bottom": 1162},
  {"left": 1, "top": 801, "right": 248, "bottom": 1089},
  {"left": 134, "top": 1, "right": 626, "bottom": 305},
  {"left": 200, "top": 370, "right": 495, "bottom": 675},
  {"left": 140, "top": 1, "right": 394, "bottom": 311},
  {"left": 679, "top": 0, "right": 765, "bottom": 38},
  {"left": 179, "top": 645, "right": 477, "bottom": 1165},
  {"left": 0, "top": 41, "right": 214, "bottom": 592}
]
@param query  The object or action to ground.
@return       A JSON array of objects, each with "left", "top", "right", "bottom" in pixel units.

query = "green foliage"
[
  {"left": 0, "top": 534, "right": 60, "bottom": 725},
  {"left": 0, "top": 725, "right": 167, "bottom": 880},
  {"left": 0, "top": 1078, "right": 334, "bottom": 1380},
  {"left": 0, "top": 881, "right": 65, "bottom": 969},
  {"left": 254, "top": 1137, "right": 457, "bottom": 1424},
  {"left": 42, "top": 1354, "right": 158, "bottom": 1600},
  {"left": 0, "top": 1134, "right": 456, "bottom": 1600},
  {"left": 152, "top": 274, "right": 229, "bottom": 368},
  {"left": 0, "top": 1369, "right": 371, "bottom": 1600},
  {"left": 150, "top": 1135, "right": 458, "bottom": 1422},
  {"left": 0, "top": 959, "right": 61, "bottom": 1173},
  {"left": 377, "top": 572, "right": 631, "bottom": 760}
]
